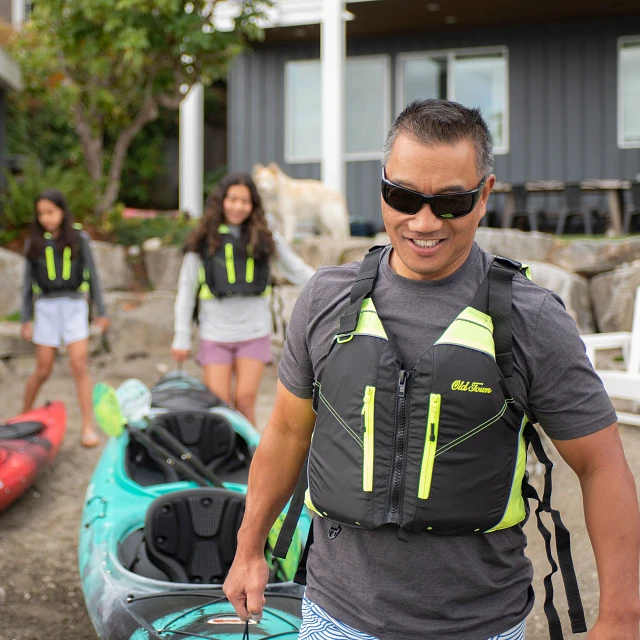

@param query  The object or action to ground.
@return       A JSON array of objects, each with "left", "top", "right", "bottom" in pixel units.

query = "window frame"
[
  {"left": 284, "top": 54, "right": 391, "bottom": 165},
  {"left": 396, "top": 45, "right": 510, "bottom": 155},
  {"left": 617, "top": 36, "right": 640, "bottom": 149}
]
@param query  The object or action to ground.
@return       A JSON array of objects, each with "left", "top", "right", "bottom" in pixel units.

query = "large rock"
[
  {"left": 271, "top": 285, "right": 305, "bottom": 345},
  {"left": 550, "top": 237, "right": 640, "bottom": 277},
  {"left": 0, "top": 248, "right": 25, "bottom": 316},
  {"left": 293, "top": 236, "right": 378, "bottom": 269},
  {"left": 144, "top": 246, "right": 183, "bottom": 291},
  {"left": 589, "top": 261, "right": 640, "bottom": 332},
  {"left": 474, "top": 228, "right": 555, "bottom": 263},
  {"left": 527, "top": 261, "right": 595, "bottom": 334},
  {"left": 107, "top": 291, "right": 176, "bottom": 358},
  {"left": 90, "top": 241, "right": 134, "bottom": 290}
]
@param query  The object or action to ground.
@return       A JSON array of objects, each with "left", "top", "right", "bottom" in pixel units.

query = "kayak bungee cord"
[{"left": 125, "top": 591, "right": 300, "bottom": 640}]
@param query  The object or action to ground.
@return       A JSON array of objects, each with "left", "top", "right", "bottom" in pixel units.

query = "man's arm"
[
  {"left": 223, "top": 381, "right": 316, "bottom": 621},
  {"left": 553, "top": 423, "right": 640, "bottom": 639}
]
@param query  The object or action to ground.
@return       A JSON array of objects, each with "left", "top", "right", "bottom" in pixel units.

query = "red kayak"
[{"left": 0, "top": 402, "right": 66, "bottom": 512}]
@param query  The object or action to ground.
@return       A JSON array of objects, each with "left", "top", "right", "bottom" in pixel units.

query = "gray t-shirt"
[{"left": 278, "top": 243, "right": 616, "bottom": 640}]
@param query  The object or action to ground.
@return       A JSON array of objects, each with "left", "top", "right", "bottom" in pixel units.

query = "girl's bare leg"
[
  {"left": 202, "top": 363, "right": 234, "bottom": 404},
  {"left": 66, "top": 338, "right": 99, "bottom": 447},
  {"left": 23, "top": 345, "right": 57, "bottom": 412},
  {"left": 233, "top": 358, "right": 266, "bottom": 426}
]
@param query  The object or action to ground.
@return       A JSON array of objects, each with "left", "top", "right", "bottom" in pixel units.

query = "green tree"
[{"left": 6, "top": 0, "right": 271, "bottom": 218}]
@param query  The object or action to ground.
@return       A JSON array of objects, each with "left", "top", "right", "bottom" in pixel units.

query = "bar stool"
[
  {"left": 555, "top": 183, "right": 593, "bottom": 235},
  {"left": 507, "top": 184, "right": 539, "bottom": 231},
  {"left": 623, "top": 182, "right": 640, "bottom": 234}
]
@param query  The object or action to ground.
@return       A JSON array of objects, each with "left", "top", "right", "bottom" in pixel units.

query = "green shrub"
[
  {"left": 109, "top": 213, "right": 196, "bottom": 248},
  {"left": 0, "top": 158, "right": 99, "bottom": 233}
]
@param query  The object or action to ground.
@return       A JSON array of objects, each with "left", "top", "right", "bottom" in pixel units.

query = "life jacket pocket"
[
  {"left": 418, "top": 393, "right": 441, "bottom": 500},
  {"left": 361, "top": 386, "right": 375, "bottom": 492}
]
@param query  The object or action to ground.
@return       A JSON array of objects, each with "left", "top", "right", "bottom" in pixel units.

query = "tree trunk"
[
  {"left": 94, "top": 97, "right": 161, "bottom": 218},
  {"left": 73, "top": 104, "right": 103, "bottom": 184}
]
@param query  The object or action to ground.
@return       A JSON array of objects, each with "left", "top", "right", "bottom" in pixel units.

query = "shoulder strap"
[
  {"left": 472, "top": 255, "right": 527, "bottom": 379},
  {"left": 336, "top": 246, "right": 385, "bottom": 335},
  {"left": 524, "top": 423, "right": 587, "bottom": 639}
]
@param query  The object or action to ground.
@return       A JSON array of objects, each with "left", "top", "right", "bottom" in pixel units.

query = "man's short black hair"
[{"left": 382, "top": 99, "right": 494, "bottom": 178}]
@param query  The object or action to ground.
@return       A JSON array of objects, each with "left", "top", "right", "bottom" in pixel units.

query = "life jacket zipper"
[{"left": 387, "top": 369, "right": 408, "bottom": 523}]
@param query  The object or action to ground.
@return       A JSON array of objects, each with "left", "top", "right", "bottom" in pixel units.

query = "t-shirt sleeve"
[
  {"left": 527, "top": 291, "right": 618, "bottom": 440},
  {"left": 277, "top": 276, "right": 316, "bottom": 399}
]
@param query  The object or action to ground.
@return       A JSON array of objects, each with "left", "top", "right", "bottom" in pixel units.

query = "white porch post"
[
  {"left": 321, "top": 0, "right": 346, "bottom": 197},
  {"left": 179, "top": 82, "right": 205, "bottom": 218},
  {"left": 12, "top": 0, "right": 25, "bottom": 27}
]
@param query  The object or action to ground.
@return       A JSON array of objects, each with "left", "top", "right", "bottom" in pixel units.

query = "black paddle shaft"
[
  {"left": 125, "top": 425, "right": 209, "bottom": 487},
  {"left": 149, "top": 423, "right": 225, "bottom": 488}
]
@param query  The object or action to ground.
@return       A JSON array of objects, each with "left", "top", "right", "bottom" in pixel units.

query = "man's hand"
[
  {"left": 95, "top": 316, "right": 110, "bottom": 334},
  {"left": 587, "top": 616, "right": 640, "bottom": 639},
  {"left": 20, "top": 322, "right": 33, "bottom": 342},
  {"left": 223, "top": 552, "right": 270, "bottom": 621},
  {"left": 171, "top": 348, "right": 190, "bottom": 362}
]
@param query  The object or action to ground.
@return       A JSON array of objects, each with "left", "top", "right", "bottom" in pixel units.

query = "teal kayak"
[{"left": 79, "top": 374, "right": 310, "bottom": 639}]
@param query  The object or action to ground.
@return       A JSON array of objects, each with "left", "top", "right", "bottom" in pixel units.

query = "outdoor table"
[
  {"left": 579, "top": 179, "right": 631, "bottom": 236},
  {"left": 496, "top": 181, "right": 563, "bottom": 230}
]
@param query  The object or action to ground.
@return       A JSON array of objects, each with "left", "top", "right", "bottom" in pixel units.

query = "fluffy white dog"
[{"left": 253, "top": 163, "right": 351, "bottom": 242}]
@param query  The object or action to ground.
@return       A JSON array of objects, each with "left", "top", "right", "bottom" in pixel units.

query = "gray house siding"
[{"left": 229, "top": 16, "right": 640, "bottom": 225}]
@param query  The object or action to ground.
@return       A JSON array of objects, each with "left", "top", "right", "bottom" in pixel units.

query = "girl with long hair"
[
  {"left": 20, "top": 189, "right": 109, "bottom": 447},
  {"left": 171, "top": 173, "right": 313, "bottom": 425}
]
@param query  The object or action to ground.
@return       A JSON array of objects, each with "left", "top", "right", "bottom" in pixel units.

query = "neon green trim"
[
  {"left": 304, "top": 489, "right": 324, "bottom": 517},
  {"left": 435, "top": 307, "right": 495, "bottom": 357},
  {"left": 62, "top": 247, "right": 71, "bottom": 280},
  {"left": 32, "top": 283, "right": 43, "bottom": 294},
  {"left": 45, "top": 246, "right": 56, "bottom": 280},
  {"left": 198, "top": 265, "right": 214, "bottom": 299},
  {"left": 79, "top": 267, "right": 90, "bottom": 292},
  {"left": 218, "top": 224, "right": 231, "bottom": 234},
  {"left": 44, "top": 232, "right": 52, "bottom": 239},
  {"left": 362, "top": 386, "right": 375, "bottom": 492},
  {"left": 72, "top": 222, "right": 83, "bottom": 230},
  {"left": 224, "top": 243, "right": 236, "bottom": 285},
  {"left": 521, "top": 263, "right": 532, "bottom": 280},
  {"left": 335, "top": 298, "right": 388, "bottom": 343},
  {"left": 418, "top": 393, "right": 441, "bottom": 499},
  {"left": 79, "top": 282, "right": 90, "bottom": 293},
  {"left": 435, "top": 399, "right": 514, "bottom": 457},
  {"left": 246, "top": 246, "right": 255, "bottom": 283},
  {"left": 485, "top": 415, "right": 529, "bottom": 532}
]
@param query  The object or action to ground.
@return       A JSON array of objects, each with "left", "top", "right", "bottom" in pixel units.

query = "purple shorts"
[{"left": 197, "top": 335, "right": 272, "bottom": 366}]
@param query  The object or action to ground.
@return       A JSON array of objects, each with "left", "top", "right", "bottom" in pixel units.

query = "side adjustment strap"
[
  {"left": 489, "top": 264, "right": 514, "bottom": 378},
  {"left": 337, "top": 246, "right": 385, "bottom": 335},
  {"left": 273, "top": 454, "right": 309, "bottom": 560},
  {"left": 525, "top": 424, "right": 587, "bottom": 638}
]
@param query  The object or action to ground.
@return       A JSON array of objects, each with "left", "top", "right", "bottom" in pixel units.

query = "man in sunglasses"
[{"left": 225, "top": 100, "right": 639, "bottom": 640}]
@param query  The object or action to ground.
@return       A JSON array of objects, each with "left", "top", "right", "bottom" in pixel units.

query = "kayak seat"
[
  {"left": 148, "top": 410, "right": 246, "bottom": 478},
  {"left": 144, "top": 488, "right": 245, "bottom": 584},
  {"left": 0, "top": 421, "right": 45, "bottom": 440}
]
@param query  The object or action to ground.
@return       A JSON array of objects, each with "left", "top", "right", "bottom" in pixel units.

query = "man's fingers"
[
  {"left": 224, "top": 588, "right": 251, "bottom": 621},
  {"left": 246, "top": 590, "right": 265, "bottom": 622}
]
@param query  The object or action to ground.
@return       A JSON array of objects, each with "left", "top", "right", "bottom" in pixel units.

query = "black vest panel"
[
  {"left": 32, "top": 238, "right": 85, "bottom": 293},
  {"left": 200, "top": 233, "right": 270, "bottom": 298}
]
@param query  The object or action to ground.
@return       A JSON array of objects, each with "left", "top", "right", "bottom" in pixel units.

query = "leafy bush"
[
  {"left": 108, "top": 213, "right": 196, "bottom": 248},
  {"left": 0, "top": 157, "right": 99, "bottom": 232}
]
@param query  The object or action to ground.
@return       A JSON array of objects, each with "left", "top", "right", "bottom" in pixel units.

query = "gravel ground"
[{"left": 0, "top": 350, "right": 638, "bottom": 640}]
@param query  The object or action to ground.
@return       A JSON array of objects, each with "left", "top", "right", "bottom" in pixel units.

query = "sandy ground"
[{"left": 0, "top": 349, "right": 638, "bottom": 640}]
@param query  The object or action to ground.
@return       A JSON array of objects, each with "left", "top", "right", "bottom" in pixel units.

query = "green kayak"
[{"left": 79, "top": 374, "right": 310, "bottom": 640}]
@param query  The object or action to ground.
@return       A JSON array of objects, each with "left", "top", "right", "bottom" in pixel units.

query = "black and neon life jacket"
[
  {"left": 31, "top": 230, "right": 89, "bottom": 295},
  {"left": 198, "top": 225, "right": 270, "bottom": 299},
  {"left": 275, "top": 246, "right": 587, "bottom": 640}
]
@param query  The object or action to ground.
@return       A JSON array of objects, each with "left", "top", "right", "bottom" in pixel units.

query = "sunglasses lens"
[
  {"left": 431, "top": 193, "right": 474, "bottom": 218},
  {"left": 382, "top": 184, "right": 422, "bottom": 214}
]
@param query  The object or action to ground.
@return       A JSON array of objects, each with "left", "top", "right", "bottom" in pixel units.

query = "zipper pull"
[{"left": 398, "top": 370, "right": 408, "bottom": 398}]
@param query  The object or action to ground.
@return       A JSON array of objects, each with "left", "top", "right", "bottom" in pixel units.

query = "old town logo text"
[{"left": 451, "top": 380, "right": 493, "bottom": 394}]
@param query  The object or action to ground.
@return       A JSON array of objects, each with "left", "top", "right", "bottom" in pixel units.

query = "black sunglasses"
[{"left": 381, "top": 168, "right": 487, "bottom": 218}]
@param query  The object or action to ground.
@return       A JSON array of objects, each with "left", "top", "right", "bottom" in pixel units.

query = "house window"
[
  {"left": 397, "top": 48, "right": 509, "bottom": 154},
  {"left": 285, "top": 55, "right": 390, "bottom": 163},
  {"left": 619, "top": 37, "right": 640, "bottom": 148}
]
